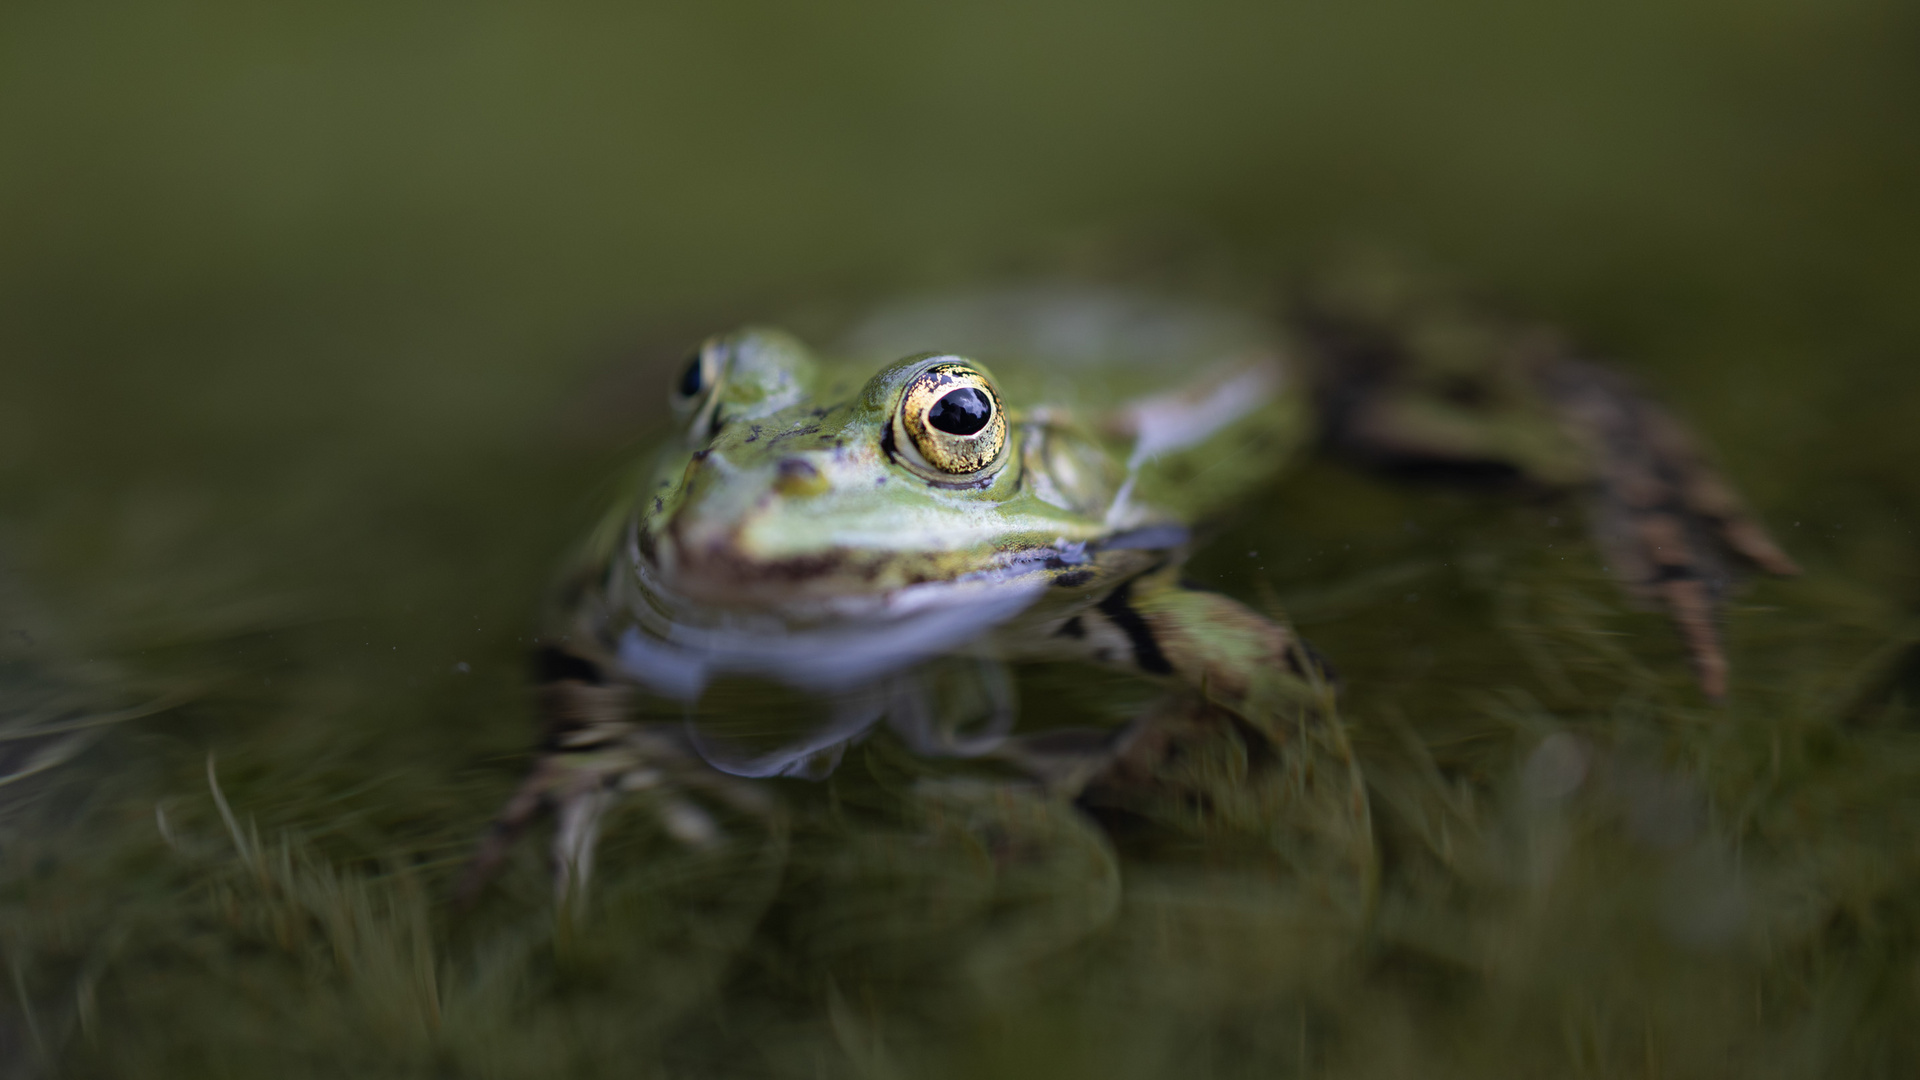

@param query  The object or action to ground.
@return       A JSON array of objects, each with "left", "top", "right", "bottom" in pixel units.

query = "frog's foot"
[{"left": 458, "top": 721, "right": 777, "bottom": 906}]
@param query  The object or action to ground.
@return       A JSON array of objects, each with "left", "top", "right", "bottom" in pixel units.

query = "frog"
[{"left": 461, "top": 268, "right": 1799, "bottom": 902}]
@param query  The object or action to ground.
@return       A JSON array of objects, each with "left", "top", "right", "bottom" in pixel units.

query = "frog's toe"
[
  {"left": 552, "top": 782, "right": 617, "bottom": 902},
  {"left": 1542, "top": 358, "right": 1800, "bottom": 700},
  {"left": 461, "top": 723, "right": 787, "bottom": 906},
  {"left": 551, "top": 763, "right": 760, "bottom": 904}
]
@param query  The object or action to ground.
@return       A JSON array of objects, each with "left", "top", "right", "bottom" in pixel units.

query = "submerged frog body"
[{"left": 466, "top": 278, "right": 1798, "bottom": 899}]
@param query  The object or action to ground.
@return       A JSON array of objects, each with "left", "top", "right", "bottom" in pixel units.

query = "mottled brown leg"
[
  {"left": 1301, "top": 277, "right": 1798, "bottom": 701},
  {"left": 1538, "top": 357, "right": 1800, "bottom": 700},
  {"left": 455, "top": 670, "right": 639, "bottom": 904}
]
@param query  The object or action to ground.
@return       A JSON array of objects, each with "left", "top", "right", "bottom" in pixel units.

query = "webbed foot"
[{"left": 457, "top": 720, "right": 777, "bottom": 908}]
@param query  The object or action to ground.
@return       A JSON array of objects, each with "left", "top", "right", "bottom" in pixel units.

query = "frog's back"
[
  {"left": 835, "top": 284, "right": 1285, "bottom": 409},
  {"left": 838, "top": 284, "right": 1311, "bottom": 524}
]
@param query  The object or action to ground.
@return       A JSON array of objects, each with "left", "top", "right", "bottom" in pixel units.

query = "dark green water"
[{"left": 4, "top": 2, "right": 1920, "bottom": 1076}]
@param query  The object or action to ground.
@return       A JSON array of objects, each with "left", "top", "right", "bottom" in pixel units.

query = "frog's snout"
[{"left": 654, "top": 448, "right": 851, "bottom": 602}]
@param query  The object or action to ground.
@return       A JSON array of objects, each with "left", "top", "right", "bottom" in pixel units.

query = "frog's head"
[{"left": 632, "top": 328, "right": 1107, "bottom": 616}]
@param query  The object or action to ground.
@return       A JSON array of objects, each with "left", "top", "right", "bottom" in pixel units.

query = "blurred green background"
[
  {"left": 4, "top": 1, "right": 1920, "bottom": 1077},
  {"left": 6, "top": 0, "right": 1918, "bottom": 607}
]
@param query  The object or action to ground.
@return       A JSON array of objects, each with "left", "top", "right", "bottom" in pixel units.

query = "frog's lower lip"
[{"left": 652, "top": 526, "right": 897, "bottom": 607}]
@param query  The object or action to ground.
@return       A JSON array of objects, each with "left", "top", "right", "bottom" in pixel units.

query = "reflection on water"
[{"left": 682, "top": 658, "right": 1019, "bottom": 779}]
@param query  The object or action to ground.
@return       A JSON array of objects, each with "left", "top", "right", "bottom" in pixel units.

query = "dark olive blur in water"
[{"left": 5, "top": 2, "right": 1920, "bottom": 1077}]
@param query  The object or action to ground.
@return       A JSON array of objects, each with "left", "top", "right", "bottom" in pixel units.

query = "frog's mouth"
[
  {"left": 641, "top": 474, "right": 1070, "bottom": 609},
  {"left": 649, "top": 523, "right": 925, "bottom": 607},
  {"left": 615, "top": 573, "right": 1046, "bottom": 700},
  {"left": 613, "top": 518, "right": 1185, "bottom": 780},
  {"left": 619, "top": 519, "right": 1186, "bottom": 704},
  {"left": 616, "top": 527, "right": 1052, "bottom": 697}
]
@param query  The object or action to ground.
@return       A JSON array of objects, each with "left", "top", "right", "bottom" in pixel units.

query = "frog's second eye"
[
  {"left": 676, "top": 351, "right": 706, "bottom": 397},
  {"left": 671, "top": 339, "right": 731, "bottom": 442},
  {"left": 898, "top": 362, "right": 1007, "bottom": 476},
  {"left": 673, "top": 343, "right": 724, "bottom": 405}
]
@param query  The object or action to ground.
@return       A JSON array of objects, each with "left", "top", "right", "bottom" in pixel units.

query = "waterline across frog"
[{"left": 464, "top": 279, "right": 1798, "bottom": 900}]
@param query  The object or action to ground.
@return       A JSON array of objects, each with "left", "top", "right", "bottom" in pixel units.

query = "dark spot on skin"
[
  {"left": 1055, "top": 616, "right": 1087, "bottom": 639},
  {"left": 746, "top": 424, "right": 763, "bottom": 443},
  {"left": 875, "top": 476, "right": 887, "bottom": 486},
  {"left": 777, "top": 458, "right": 818, "bottom": 482},
  {"left": 690, "top": 449, "right": 712, "bottom": 463},
  {"left": 1053, "top": 570, "right": 1094, "bottom": 588},
  {"left": 652, "top": 497, "right": 664, "bottom": 514},
  {"left": 533, "top": 646, "right": 604, "bottom": 685},
  {"left": 767, "top": 423, "right": 823, "bottom": 447},
  {"left": 1096, "top": 580, "right": 1174, "bottom": 675}
]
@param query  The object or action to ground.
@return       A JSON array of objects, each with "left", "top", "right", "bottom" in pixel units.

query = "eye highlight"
[{"left": 898, "top": 362, "right": 1007, "bottom": 476}]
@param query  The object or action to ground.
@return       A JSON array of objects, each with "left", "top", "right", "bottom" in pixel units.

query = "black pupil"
[
  {"left": 927, "top": 387, "right": 992, "bottom": 436},
  {"left": 677, "top": 353, "right": 704, "bottom": 397}
]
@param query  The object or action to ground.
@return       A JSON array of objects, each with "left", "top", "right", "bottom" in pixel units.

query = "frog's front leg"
[
  {"left": 1014, "top": 569, "right": 1371, "bottom": 883},
  {"left": 457, "top": 659, "right": 775, "bottom": 905}
]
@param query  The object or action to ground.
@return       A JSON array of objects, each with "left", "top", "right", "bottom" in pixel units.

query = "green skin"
[
  {"left": 468, "top": 284, "right": 1797, "bottom": 900},
  {"left": 570, "top": 297, "right": 1325, "bottom": 741}
]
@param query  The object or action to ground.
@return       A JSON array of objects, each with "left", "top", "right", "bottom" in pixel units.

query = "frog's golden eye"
[{"left": 897, "top": 362, "right": 1007, "bottom": 476}]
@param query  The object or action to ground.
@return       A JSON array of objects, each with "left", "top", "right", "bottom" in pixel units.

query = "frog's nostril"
[{"left": 773, "top": 457, "right": 828, "bottom": 496}]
